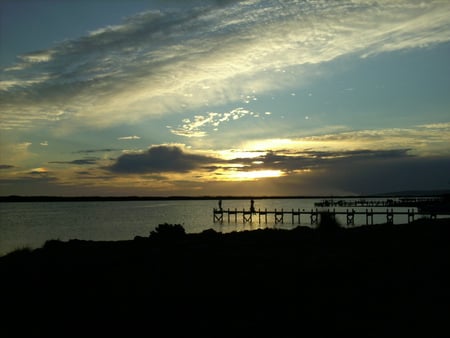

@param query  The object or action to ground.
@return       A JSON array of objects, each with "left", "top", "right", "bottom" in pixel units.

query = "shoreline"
[{"left": 1, "top": 191, "right": 449, "bottom": 203}]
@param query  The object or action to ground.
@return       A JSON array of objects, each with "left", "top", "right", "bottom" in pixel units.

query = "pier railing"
[{"left": 213, "top": 208, "right": 450, "bottom": 226}]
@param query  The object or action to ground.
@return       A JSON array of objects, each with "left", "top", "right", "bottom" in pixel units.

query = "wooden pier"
[
  {"left": 213, "top": 208, "right": 450, "bottom": 226},
  {"left": 314, "top": 197, "right": 439, "bottom": 208}
]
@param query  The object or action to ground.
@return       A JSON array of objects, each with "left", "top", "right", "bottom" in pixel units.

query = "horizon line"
[{"left": 1, "top": 190, "right": 449, "bottom": 202}]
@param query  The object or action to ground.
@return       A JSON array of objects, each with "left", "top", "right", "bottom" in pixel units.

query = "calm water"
[{"left": 0, "top": 198, "right": 419, "bottom": 256}]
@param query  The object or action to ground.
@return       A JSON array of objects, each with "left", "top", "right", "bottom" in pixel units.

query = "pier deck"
[{"left": 213, "top": 208, "right": 450, "bottom": 226}]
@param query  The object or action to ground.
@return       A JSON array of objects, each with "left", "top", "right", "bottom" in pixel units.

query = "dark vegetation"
[{"left": 1, "top": 218, "right": 449, "bottom": 337}]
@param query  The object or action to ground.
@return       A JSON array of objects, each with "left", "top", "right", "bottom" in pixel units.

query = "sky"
[{"left": 0, "top": 0, "right": 449, "bottom": 197}]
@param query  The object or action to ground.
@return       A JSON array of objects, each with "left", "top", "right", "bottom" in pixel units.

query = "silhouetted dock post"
[
  {"left": 275, "top": 208, "right": 284, "bottom": 224},
  {"left": 386, "top": 209, "right": 394, "bottom": 224},
  {"left": 227, "top": 208, "right": 238, "bottom": 223},
  {"left": 258, "top": 208, "right": 268, "bottom": 224},
  {"left": 366, "top": 208, "right": 374, "bottom": 225},
  {"left": 408, "top": 209, "right": 415, "bottom": 223},
  {"left": 291, "top": 208, "right": 301, "bottom": 224},
  {"left": 213, "top": 208, "right": 223, "bottom": 223},
  {"left": 329, "top": 208, "right": 337, "bottom": 223},
  {"left": 243, "top": 208, "right": 252, "bottom": 223},
  {"left": 346, "top": 209, "right": 355, "bottom": 226},
  {"left": 310, "top": 209, "right": 319, "bottom": 226}
]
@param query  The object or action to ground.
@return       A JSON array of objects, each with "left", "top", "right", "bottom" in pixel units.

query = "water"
[{"left": 0, "top": 198, "right": 425, "bottom": 256}]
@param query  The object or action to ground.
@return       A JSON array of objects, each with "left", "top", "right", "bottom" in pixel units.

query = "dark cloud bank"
[
  {"left": 106, "top": 145, "right": 450, "bottom": 194},
  {"left": 108, "top": 145, "right": 216, "bottom": 174}
]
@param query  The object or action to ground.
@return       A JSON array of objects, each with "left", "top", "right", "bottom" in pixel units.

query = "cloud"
[
  {"left": 107, "top": 138, "right": 414, "bottom": 181},
  {"left": 0, "top": 164, "right": 15, "bottom": 169},
  {"left": 1, "top": 1, "right": 449, "bottom": 129},
  {"left": 242, "top": 123, "right": 450, "bottom": 157},
  {"left": 3, "top": 145, "right": 448, "bottom": 196},
  {"left": 40, "top": 141, "right": 49, "bottom": 146},
  {"left": 74, "top": 148, "right": 121, "bottom": 154},
  {"left": 0, "top": 174, "right": 66, "bottom": 196},
  {"left": 0, "top": 176, "right": 57, "bottom": 184},
  {"left": 28, "top": 167, "right": 50, "bottom": 176},
  {"left": 108, "top": 145, "right": 219, "bottom": 173},
  {"left": 227, "top": 148, "right": 412, "bottom": 173},
  {"left": 105, "top": 121, "right": 449, "bottom": 181},
  {"left": 224, "top": 149, "right": 449, "bottom": 195},
  {"left": 74, "top": 170, "right": 115, "bottom": 181},
  {"left": 0, "top": 142, "right": 35, "bottom": 167},
  {"left": 169, "top": 107, "right": 259, "bottom": 137},
  {"left": 118, "top": 136, "right": 141, "bottom": 140},
  {"left": 49, "top": 157, "right": 99, "bottom": 165}
]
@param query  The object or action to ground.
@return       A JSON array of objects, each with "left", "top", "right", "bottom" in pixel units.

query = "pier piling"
[{"left": 346, "top": 209, "right": 355, "bottom": 226}]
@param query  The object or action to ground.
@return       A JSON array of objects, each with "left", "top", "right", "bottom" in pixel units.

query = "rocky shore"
[{"left": 2, "top": 218, "right": 450, "bottom": 337}]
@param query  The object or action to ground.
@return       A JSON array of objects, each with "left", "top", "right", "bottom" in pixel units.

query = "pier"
[
  {"left": 213, "top": 208, "right": 450, "bottom": 226},
  {"left": 314, "top": 197, "right": 439, "bottom": 208}
]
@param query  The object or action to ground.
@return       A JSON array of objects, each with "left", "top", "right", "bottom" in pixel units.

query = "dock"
[
  {"left": 213, "top": 208, "right": 450, "bottom": 226},
  {"left": 314, "top": 197, "right": 440, "bottom": 208}
]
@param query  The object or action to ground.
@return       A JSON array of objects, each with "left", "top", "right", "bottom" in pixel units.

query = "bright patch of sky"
[{"left": 1, "top": 0, "right": 449, "bottom": 196}]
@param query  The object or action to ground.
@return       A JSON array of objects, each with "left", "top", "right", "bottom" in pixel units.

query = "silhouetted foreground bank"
[{"left": 2, "top": 219, "right": 450, "bottom": 337}]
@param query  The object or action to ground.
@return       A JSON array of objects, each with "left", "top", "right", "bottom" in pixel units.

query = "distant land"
[
  {"left": 1, "top": 190, "right": 449, "bottom": 202},
  {"left": 373, "top": 189, "right": 450, "bottom": 197}
]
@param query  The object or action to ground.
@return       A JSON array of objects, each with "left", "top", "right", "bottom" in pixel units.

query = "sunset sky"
[{"left": 1, "top": 0, "right": 449, "bottom": 196}]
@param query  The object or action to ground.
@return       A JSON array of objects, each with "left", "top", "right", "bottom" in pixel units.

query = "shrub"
[
  {"left": 4, "top": 247, "right": 32, "bottom": 259},
  {"left": 318, "top": 211, "right": 341, "bottom": 231},
  {"left": 150, "top": 223, "right": 186, "bottom": 240}
]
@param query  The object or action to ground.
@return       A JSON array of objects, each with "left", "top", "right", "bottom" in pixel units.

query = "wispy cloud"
[
  {"left": 28, "top": 167, "right": 50, "bottom": 176},
  {"left": 118, "top": 136, "right": 141, "bottom": 140},
  {"left": 168, "top": 107, "right": 259, "bottom": 137},
  {"left": 1, "top": 1, "right": 449, "bottom": 130},
  {"left": 74, "top": 148, "right": 121, "bottom": 154},
  {"left": 242, "top": 123, "right": 450, "bottom": 157},
  {"left": 0, "top": 142, "right": 35, "bottom": 167},
  {"left": 49, "top": 157, "right": 99, "bottom": 165}
]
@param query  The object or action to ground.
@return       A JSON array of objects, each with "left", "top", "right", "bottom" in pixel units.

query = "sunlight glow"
[
  {"left": 243, "top": 139, "right": 295, "bottom": 151},
  {"left": 217, "top": 150, "right": 266, "bottom": 160},
  {"left": 30, "top": 167, "right": 48, "bottom": 173},
  {"left": 226, "top": 170, "right": 283, "bottom": 181}
]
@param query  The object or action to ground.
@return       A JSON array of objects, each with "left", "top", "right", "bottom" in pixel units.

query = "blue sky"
[{"left": 1, "top": 0, "right": 449, "bottom": 196}]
